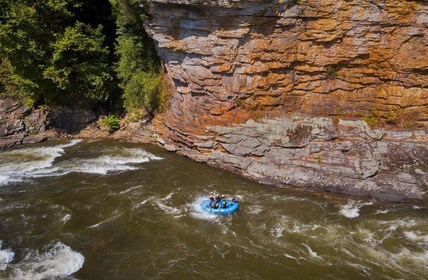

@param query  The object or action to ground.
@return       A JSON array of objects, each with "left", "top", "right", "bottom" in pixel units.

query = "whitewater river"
[{"left": 0, "top": 140, "right": 427, "bottom": 279}]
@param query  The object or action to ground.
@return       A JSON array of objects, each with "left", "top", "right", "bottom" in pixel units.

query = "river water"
[{"left": 0, "top": 140, "right": 426, "bottom": 280}]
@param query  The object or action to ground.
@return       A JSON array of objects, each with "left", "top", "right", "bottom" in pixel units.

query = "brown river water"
[{"left": 0, "top": 140, "right": 427, "bottom": 279}]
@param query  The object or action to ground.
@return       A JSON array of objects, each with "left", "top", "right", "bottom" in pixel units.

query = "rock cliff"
[
  {"left": 0, "top": 97, "right": 51, "bottom": 149},
  {"left": 143, "top": 0, "right": 428, "bottom": 201}
]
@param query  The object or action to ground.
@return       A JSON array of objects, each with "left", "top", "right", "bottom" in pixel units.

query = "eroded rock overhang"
[{"left": 141, "top": 0, "right": 428, "bottom": 201}]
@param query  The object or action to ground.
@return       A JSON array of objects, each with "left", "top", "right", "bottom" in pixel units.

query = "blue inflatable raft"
[{"left": 200, "top": 199, "right": 239, "bottom": 215}]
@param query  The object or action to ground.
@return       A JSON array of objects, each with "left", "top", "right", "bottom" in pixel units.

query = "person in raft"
[
  {"left": 208, "top": 194, "right": 239, "bottom": 209},
  {"left": 209, "top": 194, "right": 215, "bottom": 208},
  {"left": 221, "top": 200, "right": 227, "bottom": 208}
]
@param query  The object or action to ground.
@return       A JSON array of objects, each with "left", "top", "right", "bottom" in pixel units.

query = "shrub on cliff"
[
  {"left": 99, "top": 115, "right": 120, "bottom": 132},
  {"left": 0, "top": 57, "right": 17, "bottom": 97},
  {"left": 110, "top": 0, "right": 163, "bottom": 114}
]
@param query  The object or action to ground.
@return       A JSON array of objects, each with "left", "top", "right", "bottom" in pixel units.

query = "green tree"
[
  {"left": 43, "top": 22, "right": 112, "bottom": 102},
  {"left": 110, "top": 0, "right": 162, "bottom": 113},
  {"left": 0, "top": 0, "right": 115, "bottom": 105}
]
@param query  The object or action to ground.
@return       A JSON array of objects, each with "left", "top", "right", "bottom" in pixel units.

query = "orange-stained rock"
[
  {"left": 141, "top": 0, "right": 428, "bottom": 200},
  {"left": 143, "top": 0, "right": 427, "bottom": 128}
]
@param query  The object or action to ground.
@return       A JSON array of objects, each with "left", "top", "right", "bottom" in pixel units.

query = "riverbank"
[{"left": 1, "top": 96, "right": 427, "bottom": 203}]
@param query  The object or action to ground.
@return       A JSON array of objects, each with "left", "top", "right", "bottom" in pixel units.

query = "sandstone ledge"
[{"left": 154, "top": 114, "right": 428, "bottom": 202}]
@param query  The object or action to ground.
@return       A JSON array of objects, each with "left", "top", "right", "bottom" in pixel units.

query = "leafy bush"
[
  {"left": 363, "top": 110, "right": 378, "bottom": 127},
  {"left": 99, "top": 115, "right": 120, "bottom": 132},
  {"left": 43, "top": 22, "right": 113, "bottom": 102},
  {"left": 0, "top": 0, "right": 116, "bottom": 105},
  {"left": 0, "top": 57, "right": 17, "bottom": 96},
  {"left": 111, "top": 0, "right": 163, "bottom": 114}
]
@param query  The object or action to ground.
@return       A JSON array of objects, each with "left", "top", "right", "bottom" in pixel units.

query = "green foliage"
[
  {"left": 122, "top": 71, "right": 161, "bottom": 112},
  {"left": 110, "top": 0, "right": 163, "bottom": 114},
  {"left": 109, "top": 0, "right": 144, "bottom": 30},
  {"left": 43, "top": 22, "right": 113, "bottom": 101},
  {"left": 363, "top": 110, "right": 379, "bottom": 127},
  {"left": 99, "top": 115, "right": 120, "bottom": 132},
  {"left": 0, "top": 56, "right": 17, "bottom": 96},
  {"left": 0, "top": 0, "right": 116, "bottom": 105},
  {"left": 124, "top": 109, "right": 144, "bottom": 123},
  {"left": 1, "top": 0, "right": 163, "bottom": 116}
]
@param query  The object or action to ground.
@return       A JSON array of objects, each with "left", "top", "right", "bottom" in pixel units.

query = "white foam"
[
  {"left": 0, "top": 175, "right": 9, "bottom": 185},
  {"left": 270, "top": 224, "right": 284, "bottom": 238},
  {"left": 339, "top": 200, "right": 373, "bottom": 218},
  {"left": 283, "top": 253, "right": 299, "bottom": 261},
  {"left": 4, "top": 242, "right": 84, "bottom": 280},
  {"left": 153, "top": 199, "right": 182, "bottom": 216},
  {"left": 0, "top": 241, "right": 14, "bottom": 271},
  {"left": 404, "top": 231, "right": 428, "bottom": 243},
  {"left": 0, "top": 142, "right": 163, "bottom": 185},
  {"left": 248, "top": 205, "right": 263, "bottom": 215},
  {"left": 131, "top": 197, "right": 153, "bottom": 210},
  {"left": 365, "top": 247, "right": 428, "bottom": 276},
  {"left": 119, "top": 185, "right": 143, "bottom": 194},
  {"left": 0, "top": 140, "right": 81, "bottom": 185},
  {"left": 60, "top": 214, "right": 72, "bottom": 224},
  {"left": 88, "top": 210, "right": 122, "bottom": 228},
  {"left": 56, "top": 148, "right": 162, "bottom": 176},
  {"left": 302, "top": 243, "right": 322, "bottom": 260},
  {"left": 189, "top": 196, "right": 219, "bottom": 221},
  {"left": 374, "top": 209, "right": 392, "bottom": 215},
  {"left": 162, "top": 192, "right": 174, "bottom": 201},
  {"left": 290, "top": 222, "right": 321, "bottom": 233}
]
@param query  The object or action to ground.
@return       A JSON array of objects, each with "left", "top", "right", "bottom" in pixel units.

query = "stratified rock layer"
[
  {"left": 0, "top": 97, "right": 51, "bottom": 149},
  {"left": 143, "top": 0, "right": 428, "bottom": 200}
]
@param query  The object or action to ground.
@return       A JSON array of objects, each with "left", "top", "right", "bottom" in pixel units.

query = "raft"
[{"left": 200, "top": 199, "right": 239, "bottom": 215}]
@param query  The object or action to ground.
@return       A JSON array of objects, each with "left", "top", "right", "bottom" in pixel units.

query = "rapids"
[{"left": 0, "top": 140, "right": 426, "bottom": 279}]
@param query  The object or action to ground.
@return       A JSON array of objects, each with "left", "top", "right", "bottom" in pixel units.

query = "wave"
[
  {"left": 0, "top": 242, "right": 84, "bottom": 280},
  {"left": 119, "top": 185, "right": 144, "bottom": 194},
  {"left": 339, "top": 200, "right": 373, "bottom": 218},
  {"left": 302, "top": 243, "right": 323, "bottom": 260},
  {"left": 404, "top": 231, "right": 428, "bottom": 243},
  {"left": 0, "top": 141, "right": 162, "bottom": 185},
  {"left": 0, "top": 140, "right": 81, "bottom": 186},
  {"left": 0, "top": 241, "right": 14, "bottom": 271},
  {"left": 189, "top": 196, "right": 220, "bottom": 221},
  {"left": 270, "top": 224, "right": 284, "bottom": 238}
]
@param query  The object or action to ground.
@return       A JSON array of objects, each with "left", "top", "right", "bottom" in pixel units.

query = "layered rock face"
[
  {"left": 0, "top": 97, "right": 51, "bottom": 149},
  {"left": 143, "top": 0, "right": 428, "bottom": 200}
]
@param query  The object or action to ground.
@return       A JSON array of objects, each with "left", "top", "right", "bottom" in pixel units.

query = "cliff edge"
[{"left": 144, "top": 0, "right": 428, "bottom": 201}]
